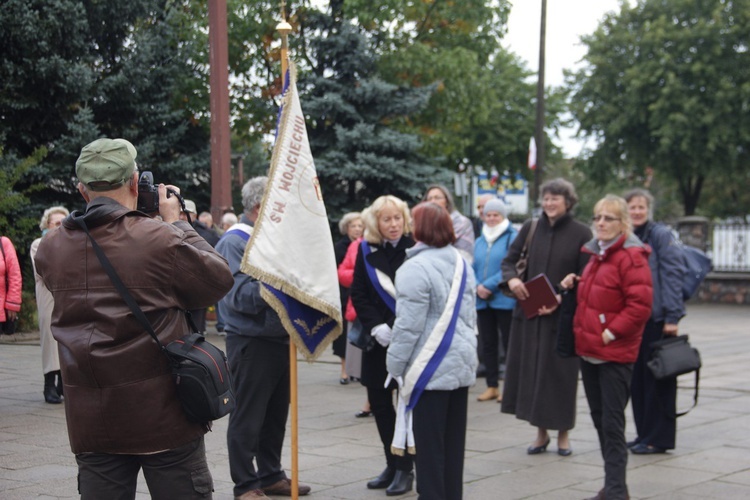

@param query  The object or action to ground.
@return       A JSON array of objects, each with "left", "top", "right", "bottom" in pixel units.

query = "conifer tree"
[{"left": 300, "top": 10, "right": 448, "bottom": 217}]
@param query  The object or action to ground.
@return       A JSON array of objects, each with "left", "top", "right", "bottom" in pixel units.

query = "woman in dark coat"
[
  {"left": 351, "top": 195, "right": 415, "bottom": 496},
  {"left": 500, "top": 178, "right": 592, "bottom": 456},
  {"left": 333, "top": 211, "right": 364, "bottom": 384},
  {"left": 625, "top": 189, "right": 685, "bottom": 454}
]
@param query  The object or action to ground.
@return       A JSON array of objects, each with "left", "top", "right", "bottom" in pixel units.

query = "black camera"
[{"left": 137, "top": 171, "right": 159, "bottom": 213}]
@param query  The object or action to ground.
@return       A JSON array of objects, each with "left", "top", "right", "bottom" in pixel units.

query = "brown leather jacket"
[{"left": 34, "top": 197, "right": 234, "bottom": 454}]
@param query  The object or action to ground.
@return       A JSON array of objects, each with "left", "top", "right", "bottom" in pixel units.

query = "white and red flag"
[
  {"left": 528, "top": 136, "right": 537, "bottom": 170},
  {"left": 240, "top": 64, "right": 343, "bottom": 361}
]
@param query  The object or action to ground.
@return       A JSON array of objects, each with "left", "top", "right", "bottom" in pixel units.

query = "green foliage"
[
  {"left": 225, "top": 1, "right": 545, "bottom": 186},
  {"left": 568, "top": 0, "right": 750, "bottom": 216},
  {"left": 1, "top": 0, "right": 211, "bottom": 211},
  {"left": 301, "top": 18, "right": 449, "bottom": 218},
  {"left": 0, "top": 148, "right": 46, "bottom": 241}
]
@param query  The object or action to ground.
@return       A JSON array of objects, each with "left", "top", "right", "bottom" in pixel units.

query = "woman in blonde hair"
[
  {"left": 30, "top": 205, "right": 69, "bottom": 404},
  {"left": 351, "top": 195, "right": 415, "bottom": 496},
  {"left": 562, "top": 195, "right": 652, "bottom": 500}
]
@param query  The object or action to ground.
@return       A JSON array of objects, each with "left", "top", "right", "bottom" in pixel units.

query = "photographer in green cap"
[{"left": 34, "top": 138, "right": 233, "bottom": 499}]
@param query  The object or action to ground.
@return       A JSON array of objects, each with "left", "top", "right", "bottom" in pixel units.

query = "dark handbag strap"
[
  {"left": 520, "top": 218, "right": 538, "bottom": 261},
  {"left": 677, "top": 369, "right": 699, "bottom": 417},
  {"left": 73, "top": 215, "right": 199, "bottom": 357}
]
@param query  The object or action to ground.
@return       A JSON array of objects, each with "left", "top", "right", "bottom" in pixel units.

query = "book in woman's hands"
[{"left": 519, "top": 273, "right": 558, "bottom": 319}]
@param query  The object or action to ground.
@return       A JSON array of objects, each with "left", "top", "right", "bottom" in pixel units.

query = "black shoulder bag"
[
  {"left": 647, "top": 334, "right": 701, "bottom": 416},
  {"left": 74, "top": 216, "right": 235, "bottom": 423}
]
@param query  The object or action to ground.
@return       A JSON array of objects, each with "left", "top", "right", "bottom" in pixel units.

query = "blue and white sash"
[
  {"left": 221, "top": 222, "right": 254, "bottom": 243},
  {"left": 401, "top": 249, "right": 467, "bottom": 410},
  {"left": 360, "top": 240, "right": 397, "bottom": 313},
  {"left": 390, "top": 249, "right": 468, "bottom": 456}
]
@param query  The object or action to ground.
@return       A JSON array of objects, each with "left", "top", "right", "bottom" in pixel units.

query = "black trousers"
[
  {"left": 477, "top": 308, "right": 513, "bottom": 388},
  {"left": 367, "top": 385, "right": 413, "bottom": 472},
  {"left": 412, "top": 387, "right": 469, "bottom": 500},
  {"left": 76, "top": 437, "right": 212, "bottom": 500},
  {"left": 226, "top": 336, "right": 289, "bottom": 497},
  {"left": 581, "top": 360, "right": 633, "bottom": 500},
  {"left": 631, "top": 319, "right": 677, "bottom": 449}
]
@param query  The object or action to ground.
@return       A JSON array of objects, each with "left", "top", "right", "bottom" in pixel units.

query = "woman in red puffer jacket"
[{"left": 562, "top": 194, "right": 652, "bottom": 500}]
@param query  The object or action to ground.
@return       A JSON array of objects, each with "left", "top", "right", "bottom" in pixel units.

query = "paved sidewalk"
[{"left": 1, "top": 303, "right": 749, "bottom": 499}]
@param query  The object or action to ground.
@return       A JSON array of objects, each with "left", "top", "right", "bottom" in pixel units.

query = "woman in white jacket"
[{"left": 387, "top": 201, "right": 477, "bottom": 500}]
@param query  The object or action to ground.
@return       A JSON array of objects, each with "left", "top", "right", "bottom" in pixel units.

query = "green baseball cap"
[{"left": 76, "top": 138, "right": 137, "bottom": 191}]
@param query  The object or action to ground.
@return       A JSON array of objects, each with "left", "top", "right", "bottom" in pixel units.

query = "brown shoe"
[
  {"left": 584, "top": 488, "right": 605, "bottom": 500},
  {"left": 235, "top": 489, "right": 269, "bottom": 500},
  {"left": 477, "top": 387, "right": 499, "bottom": 401},
  {"left": 262, "top": 478, "right": 311, "bottom": 497}
]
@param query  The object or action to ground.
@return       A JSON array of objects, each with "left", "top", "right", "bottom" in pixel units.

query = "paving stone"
[{"left": 1, "top": 304, "right": 749, "bottom": 499}]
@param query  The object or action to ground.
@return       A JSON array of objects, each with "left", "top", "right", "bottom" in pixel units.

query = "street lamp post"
[{"left": 534, "top": 0, "right": 547, "bottom": 208}]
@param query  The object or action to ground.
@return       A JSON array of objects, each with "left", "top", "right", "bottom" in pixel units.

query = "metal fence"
[{"left": 711, "top": 222, "right": 750, "bottom": 272}]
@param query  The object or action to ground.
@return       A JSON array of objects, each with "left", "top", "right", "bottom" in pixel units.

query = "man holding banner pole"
[{"left": 216, "top": 177, "right": 311, "bottom": 499}]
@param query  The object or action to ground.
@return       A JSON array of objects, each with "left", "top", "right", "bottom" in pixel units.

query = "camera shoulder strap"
[{"left": 72, "top": 215, "right": 198, "bottom": 355}]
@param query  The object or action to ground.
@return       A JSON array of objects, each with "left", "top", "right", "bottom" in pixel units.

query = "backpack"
[
  {"left": 644, "top": 223, "right": 712, "bottom": 301},
  {"left": 680, "top": 243, "right": 712, "bottom": 301}
]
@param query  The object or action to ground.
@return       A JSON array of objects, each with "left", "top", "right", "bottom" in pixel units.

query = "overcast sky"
[{"left": 503, "top": 0, "right": 623, "bottom": 156}]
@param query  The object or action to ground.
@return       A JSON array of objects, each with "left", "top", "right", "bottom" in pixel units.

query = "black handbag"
[
  {"left": 555, "top": 289, "right": 577, "bottom": 358},
  {"left": 647, "top": 335, "right": 701, "bottom": 416},
  {"left": 74, "top": 215, "right": 235, "bottom": 423},
  {"left": 347, "top": 318, "right": 375, "bottom": 352}
]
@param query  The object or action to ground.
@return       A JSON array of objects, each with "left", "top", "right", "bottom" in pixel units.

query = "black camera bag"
[
  {"left": 74, "top": 215, "right": 235, "bottom": 423},
  {"left": 164, "top": 332, "right": 235, "bottom": 422}
]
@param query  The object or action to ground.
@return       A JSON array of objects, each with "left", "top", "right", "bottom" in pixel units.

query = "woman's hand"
[
  {"left": 663, "top": 323, "right": 679, "bottom": 336},
  {"left": 560, "top": 273, "right": 579, "bottom": 290},
  {"left": 508, "top": 277, "right": 529, "bottom": 300},
  {"left": 476, "top": 284, "right": 492, "bottom": 300},
  {"left": 5, "top": 310, "right": 17, "bottom": 322},
  {"left": 537, "top": 303, "right": 559, "bottom": 316}
]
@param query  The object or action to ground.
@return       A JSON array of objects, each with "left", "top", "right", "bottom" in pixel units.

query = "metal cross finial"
[{"left": 280, "top": 0, "right": 286, "bottom": 21}]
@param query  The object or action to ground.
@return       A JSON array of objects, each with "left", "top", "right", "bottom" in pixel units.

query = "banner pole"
[{"left": 276, "top": 5, "right": 297, "bottom": 499}]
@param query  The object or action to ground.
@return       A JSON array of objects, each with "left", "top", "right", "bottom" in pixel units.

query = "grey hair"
[
  {"left": 221, "top": 212, "right": 238, "bottom": 227},
  {"left": 338, "top": 212, "right": 362, "bottom": 235},
  {"left": 623, "top": 188, "right": 655, "bottom": 219},
  {"left": 39, "top": 206, "right": 70, "bottom": 231},
  {"left": 241, "top": 176, "right": 268, "bottom": 213}
]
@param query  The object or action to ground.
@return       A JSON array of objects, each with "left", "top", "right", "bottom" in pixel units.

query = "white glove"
[{"left": 372, "top": 323, "right": 393, "bottom": 347}]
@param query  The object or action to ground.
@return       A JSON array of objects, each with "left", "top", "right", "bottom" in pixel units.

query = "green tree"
[
  {"left": 300, "top": 12, "right": 448, "bottom": 217},
  {"left": 225, "top": 1, "right": 549, "bottom": 182},
  {"left": 568, "top": 0, "right": 750, "bottom": 215},
  {"left": 1, "top": 0, "right": 212, "bottom": 211}
]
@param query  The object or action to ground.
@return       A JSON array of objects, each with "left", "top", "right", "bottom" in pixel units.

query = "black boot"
[
  {"left": 366, "top": 467, "right": 395, "bottom": 489},
  {"left": 54, "top": 370, "right": 63, "bottom": 397},
  {"left": 385, "top": 470, "right": 413, "bottom": 496},
  {"left": 43, "top": 373, "right": 62, "bottom": 404}
]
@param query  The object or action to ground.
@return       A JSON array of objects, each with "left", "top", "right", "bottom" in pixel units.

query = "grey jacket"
[{"left": 387, "top": 244, "right": 478, "bottom": 391}]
